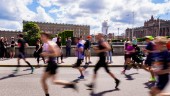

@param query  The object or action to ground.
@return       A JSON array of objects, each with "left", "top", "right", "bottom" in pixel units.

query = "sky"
[{"left": 0, "top": 0, "right": 170, "bottom": 35}]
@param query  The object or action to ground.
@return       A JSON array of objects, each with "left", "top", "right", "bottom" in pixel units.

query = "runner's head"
[
  {"left": 126, "top": 37, "right": 130, "bottom": 41},
  {"left": 96, "top": 33, "right": 104, "bottom": 40},
  {"left": 74, "top": 37, "right": 80, "bottom": 44},
  {"left": 144, "top": 36, "right": 154, "bottom": 43},
  {"left": 127, "top": 41, "right": 132, "bottom": 46},
  {"left": 153, "top": 36, "right": 168, "bottom": 50},
  {"left": 18, "top": 34, "right": 24, "bottom": 39},
  {"left": 40, "top": 32, "right": 51, "bottom": 43}
]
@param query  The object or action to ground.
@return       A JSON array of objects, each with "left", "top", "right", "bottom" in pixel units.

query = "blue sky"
[{"left": 0, "top": 0, "right": 170, "bottom": 35}]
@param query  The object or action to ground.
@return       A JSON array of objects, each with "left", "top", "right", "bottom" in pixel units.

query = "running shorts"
[{"left": 45, "top": 61, "right": 58, "bottom": 75}]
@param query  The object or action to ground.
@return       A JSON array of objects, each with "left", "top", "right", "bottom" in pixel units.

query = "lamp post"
[
  {"left": 132, "top": 12, "right": 135, "bottom": 39},
  {"left": 118, "top": 28, "right": 119, "bottom": 40},
  {"left": 158, "top": 16, "right": 161, "bottom": 36},
  {"left": 79, "top": 28, "right": 80, "bottom": 37}
]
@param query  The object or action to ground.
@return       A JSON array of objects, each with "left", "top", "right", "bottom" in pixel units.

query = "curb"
[{"left": 0, "top": 65, "right": 124, "bottom": 67}]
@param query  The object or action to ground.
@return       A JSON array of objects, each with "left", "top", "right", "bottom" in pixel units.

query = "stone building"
[
  {"left": 126, "top": 15, "right": 170, "bottom": 39},
  {"left": 23, "top": 21, "right": 90, "bottom": 38},
  {"left": 0, "top": 30, "right": 21, "bottom": 42}
]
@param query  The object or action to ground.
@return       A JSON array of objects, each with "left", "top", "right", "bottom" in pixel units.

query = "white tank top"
[{"left": 42, "top": 41, "right": 57, "bottom": 52}]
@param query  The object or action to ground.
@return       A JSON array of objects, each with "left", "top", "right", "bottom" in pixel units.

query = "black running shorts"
[
  {"left": 45, "top": 61, "right": 58, "bottom": 75},
  {"left": 18, "top": 52, "right": 25, "bottom": 59},
  {"left": 156, "top": 74, "right": 169, "bottom": 90},
  {"left": 73, "top": 59, "right": 83, "bottom": 68}
]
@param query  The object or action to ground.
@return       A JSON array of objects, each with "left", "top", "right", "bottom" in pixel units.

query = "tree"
[
  {"left": 23, "top": 22, "right": 41, "bottom": 46},
  {"left": 58, "top": 30, "right": 73, "bottom": 45}
]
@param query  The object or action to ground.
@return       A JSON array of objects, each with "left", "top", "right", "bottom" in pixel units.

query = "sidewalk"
[{"left": 0, "top": 56, "right": 124, "bottom": 67}]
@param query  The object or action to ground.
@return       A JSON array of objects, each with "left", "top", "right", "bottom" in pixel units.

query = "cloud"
[
  {"left": 0, "top": 0, "right": 55, "bottom": 30},
  {"left": 35, "top": 6, "right": 54, "bottom": 22},
  {"left": 38, "top": 0, "right": 52, "bottom": 7},
  {"left": 1, "top": 0, "right": 170, "bottom": 35},
  {"left": 0, "top": 19, "right": 22, "bottom": 30},
  {"left": 79, "top": 0, "right": 106, "bottom": 13}
]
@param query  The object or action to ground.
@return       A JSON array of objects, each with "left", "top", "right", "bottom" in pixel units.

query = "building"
[
  {"left": 125, "top": 15, "right": 170, "bottom": 39},
  {"left": 102, "top": 20, "right": 109, "bottom": 35},
  {"left": 0, "top": 30, "right": 21, "bottom": 42},
  {"left": 23, "top": 21, "right": 90, "bottom": 38}
]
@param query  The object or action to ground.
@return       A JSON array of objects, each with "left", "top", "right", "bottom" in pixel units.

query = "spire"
[{"left": 151, "top": 15, "right": 154, "bottom": 20}]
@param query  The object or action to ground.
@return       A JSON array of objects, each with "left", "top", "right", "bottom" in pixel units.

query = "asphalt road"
[{"left": 0, "top": 67, "right": 169, "bottom": 96}]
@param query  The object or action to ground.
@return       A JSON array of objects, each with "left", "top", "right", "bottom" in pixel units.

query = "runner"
[
  {"left": 84, "top": 35, "right": 92, "bottom": 65},
  {"left": 142, "top": 36, "right": 156, "bottom": 82},
  {"left": 123, "top": 37, "right": 131, "bottom": 72},
  {"left": 40, "top": 32, "right": 77, "bottom": 96},
  {"left": 149, "top": 36, "right": 170, "bottom": 96},
  {"left": 15, "top": 34, "right": 34, "bottom": 73},
  {"left": 121, "top": 41, "right": 135, "bottom": 74},
  {"left": 35, "top": 39, "right": 45, "bottom": 67},
  {"left": 86, "top": 33, "right": 120, "bottom": 90},
  {"left": 73, "top": 37, "right": 86, "bottom": 79}
]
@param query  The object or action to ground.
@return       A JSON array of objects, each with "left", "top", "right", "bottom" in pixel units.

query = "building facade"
[
  {"left": 126, "top": 16, "right": 170, "bottom": 39},
  {"left": 23, "top": 21, "right": 90, "bottom": 38},
  {"left": 0, "top": 30, "right": 21, "bottom": 42}
]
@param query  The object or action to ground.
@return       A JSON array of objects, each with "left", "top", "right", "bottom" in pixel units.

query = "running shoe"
[
  {"left": 85, "top": 62, "right": 89, "bottom": 65},
  {"left": 31, "top": 67, "right": 34, "bottom": 74},
  {"left": 78, "top": 75, "right": 84, "bottom": 79},
  {"left": 115, "top": 79, "right": 120, "bottom": 89},
  {"left": 149, "top": 77, "right": 156, "bottom": 82},
  {"left": 88, "top": 61, "right": 92, "bottom": 64}
]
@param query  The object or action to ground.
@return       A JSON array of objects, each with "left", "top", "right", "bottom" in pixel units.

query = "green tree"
[
  {"left": 23, "top": 22, "right": 41, "bottom": 46},
  {"left": 58, "top": 30, "right": 73, "bottom": 45}
]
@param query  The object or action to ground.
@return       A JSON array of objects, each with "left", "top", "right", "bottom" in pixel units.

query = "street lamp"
[
  {"left": 157, "top": 16, "right": 161, "bottom": 36},
  {"left": 132, "top": 12, "right": 135, "bottom": 39},
  {"left": 118, "top": 28, "right": 119, "bottom": 40}
]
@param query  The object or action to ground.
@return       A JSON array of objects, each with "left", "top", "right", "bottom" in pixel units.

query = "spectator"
[
  {"left": 10, "top": 37, "right": 16, "bottom": 58},
  {"left": 56, "top": 37, "right": 64, "bottom": 64},
  {"left": 0, "top": 37, "right": 5, "bottom": 60},
  {"left": 84, "top": 35, "right": 92, "bottom": 64},
  {"left": 107, "top": 39, "right": 113, "bottom": 64},
  {"left": 3, "top": 37, "right": 8, "bottom": 58},
  {"left": 132, "top": 37, "right": 137, "bottom": 45},
  {"left": 66, "top": 37, "right": 72, "bottom": 57}
]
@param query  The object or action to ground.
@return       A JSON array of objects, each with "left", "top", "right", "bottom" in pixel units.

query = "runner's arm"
[{"left": 96, "top": 42, "right": 111, "bottom": 53}]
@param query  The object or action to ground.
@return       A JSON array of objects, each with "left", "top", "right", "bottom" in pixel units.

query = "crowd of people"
[
  {"left": 0, "top": 37, "right": 17, "bottom": 60},
  {"left": 0, "top": 33, "right": 170, "bottom": 96}
]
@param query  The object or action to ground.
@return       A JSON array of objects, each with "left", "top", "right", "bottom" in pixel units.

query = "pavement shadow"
[
  {"left": 144, "top": 82, "right": 155, "bottom": 89},
  {"left": 23, "top": 68, "right": 32, "bottom": 71},
  {"left": 89, "top": 89, "right": 120, "bottom": 96},
  {"left": 124, "top": 73, "right": 138, "bottom": 80},
  {"left": 72, "top": 78, "right": 81, "bottom": 83},
  {"left": 0, "top": 71, "right": 31, "bottom": 81}
]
